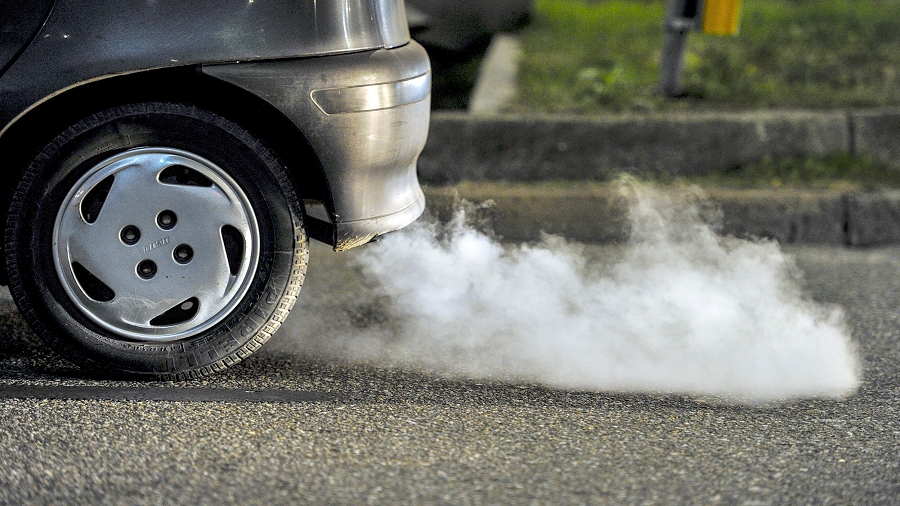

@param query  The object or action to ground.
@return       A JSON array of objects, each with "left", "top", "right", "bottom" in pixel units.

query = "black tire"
[{"left": 5, "top": 102, "right": 308, "bottom": 379}]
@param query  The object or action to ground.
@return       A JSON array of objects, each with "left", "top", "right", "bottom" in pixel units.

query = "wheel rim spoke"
[{"left": 53, "top": 148, "right": 260, "bottom": 342}]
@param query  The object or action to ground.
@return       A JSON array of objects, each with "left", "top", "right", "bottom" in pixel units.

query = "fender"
[{"left": 0, "top": 0, "right": 410, "bottom": 135}]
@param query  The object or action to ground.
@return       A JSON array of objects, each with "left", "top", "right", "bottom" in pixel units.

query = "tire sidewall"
[{"left": 6, "top": 103, "right": 305, "bottom": 377}]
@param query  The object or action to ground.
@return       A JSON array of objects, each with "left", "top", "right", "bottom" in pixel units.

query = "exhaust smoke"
[{"left": 290, "top": 180, "right": 860, "bottom": 403}]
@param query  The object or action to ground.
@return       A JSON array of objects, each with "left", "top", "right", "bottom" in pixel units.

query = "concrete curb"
[
  {"left": 468, "top": 34, "right": 522, "bottom": 115},
  {"left": 423, "top": 184, "right": 900, "bottom": 246},
  {"left": 417, "top": 109, "right": 900, "bottom": 244},
  {"left": 419, "top": 109, "right": 900, "bottom": 183}
]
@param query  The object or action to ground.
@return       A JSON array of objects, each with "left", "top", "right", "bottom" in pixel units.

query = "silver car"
[{"left": 0, "top": 0, "right": 430, "bottom": 378}]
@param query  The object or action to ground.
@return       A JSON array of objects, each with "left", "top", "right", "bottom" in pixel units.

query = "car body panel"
[
  {"left": 203, "top": 42, "right": 431, "bottom": 251},
  {"left": 0, "top": 0, "right": 411, "bottom": 133},
  {"left": 0, "top": 0, "right": 54, "bottom": 73}
]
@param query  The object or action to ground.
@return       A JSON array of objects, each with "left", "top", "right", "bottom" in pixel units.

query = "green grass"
[
  {"left": 516, "top": 0, "right": 900, "bottom": 113},
  {"left": 606, "top": 154, "right": 900, "bottom": 189},
  {"left": 699, "top": 154, "right": 900, "bottom": 189},
  {"left": 592, "top": 154, "right": 900, "bottom": 189}
]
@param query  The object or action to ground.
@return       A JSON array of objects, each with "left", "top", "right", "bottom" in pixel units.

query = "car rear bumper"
[{"left": 202, "top": 42, "right": 431, "bottom": 251}]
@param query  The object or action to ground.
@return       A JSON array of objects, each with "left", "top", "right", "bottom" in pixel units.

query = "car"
[{"left": 0, "top": 0, "right": 431, "bottom": 379}]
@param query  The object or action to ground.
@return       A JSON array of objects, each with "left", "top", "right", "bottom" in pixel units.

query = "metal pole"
[{"left": 658, "top": 0, "right": 694, "bottom": 97}]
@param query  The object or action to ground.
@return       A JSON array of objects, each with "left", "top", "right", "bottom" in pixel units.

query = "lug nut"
[
  {"left": 120, "top": 225, "right": 141, "bottom": 245},
  {"left": 157, "top": 210, "right": 177, "bottom": 230},
  {"left": 137, "top": 260, "right": 157, "bottom": 279},
  {"left": 173, "top": 244, "right": 193, "bottom": 264}
]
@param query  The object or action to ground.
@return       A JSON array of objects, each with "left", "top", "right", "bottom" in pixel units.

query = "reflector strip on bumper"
[{"left": 311, "top": 72, "right": 431, "bottom": 115}]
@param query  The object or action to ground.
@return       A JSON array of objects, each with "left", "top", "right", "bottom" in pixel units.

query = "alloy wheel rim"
[{"left": 52, "top": 147, "right": 260, "bottom": 342}]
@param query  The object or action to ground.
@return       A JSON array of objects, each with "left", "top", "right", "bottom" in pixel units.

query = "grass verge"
[
  {"left": 515, "top": 0, "right": 900, "bottom": 113},
  {"left": 697, "top": 154, "right": 900, "bottom": 190}
]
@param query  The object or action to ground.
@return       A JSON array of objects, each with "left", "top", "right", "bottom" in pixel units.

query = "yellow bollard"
[{"left": 701, "top": 0, "right": 743, "bottom": 36}]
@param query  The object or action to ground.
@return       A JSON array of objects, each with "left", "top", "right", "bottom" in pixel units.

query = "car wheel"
[{"left": 5, "top": 102, "right": 308, "bottom": 379}]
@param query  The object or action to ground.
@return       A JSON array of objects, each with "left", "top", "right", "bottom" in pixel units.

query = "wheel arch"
[{"left": 0, "top": 66, "right": 335, "bottom": 284}]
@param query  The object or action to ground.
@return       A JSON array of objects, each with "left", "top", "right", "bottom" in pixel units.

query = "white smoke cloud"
[{"left": 288, "top": 179, "right": 860, "bottom": 404}]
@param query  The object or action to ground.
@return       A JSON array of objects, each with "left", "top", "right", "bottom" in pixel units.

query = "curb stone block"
[
  {"left": 709, "top": 189, "right": 846, "bottom": 245},
  {"left": 420, "top": 111, "right": 850, "bottom": 183},
  {"left": 846, "top": 190, "right": 900, "bottom": 246},
  {"left": 423, "top": 184, "right": 628, "bottom": 243},
  {"left": 424, "top": 185, "right": 849, "bottom": 245},
  {"left": 851, "top": 109, "right": 900, "bottom": 167}
]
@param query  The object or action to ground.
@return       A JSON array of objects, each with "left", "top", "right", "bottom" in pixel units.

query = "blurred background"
[
  {"left": 407, "top": 0, "right": 533, "bottom": 109},
  {"left": 410, "top": 0, "right": 900, "bottom": 114}
]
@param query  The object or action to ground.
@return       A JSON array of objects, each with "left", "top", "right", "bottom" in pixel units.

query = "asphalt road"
[{"left": 0, "top": 242, "right": 898, "bottom": 505}]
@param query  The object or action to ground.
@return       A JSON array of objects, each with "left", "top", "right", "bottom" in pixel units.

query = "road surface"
[{"left": 0, "top": 243, "right": 897, "bottom": 505}]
